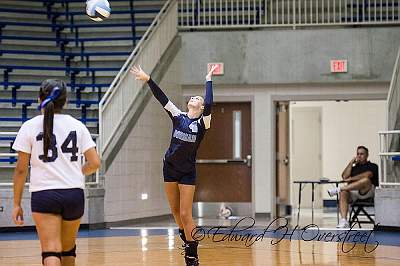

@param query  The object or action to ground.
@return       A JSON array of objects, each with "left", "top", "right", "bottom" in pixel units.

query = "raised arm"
[
  {"left": 147, "top": 78, "right": 169, "bottom": 106},
  {"left": 130, "top": 65, "right": 181, "bottom": 118},
  {"left": 202, "top": 65, "right": 217, "bottom": 129}
]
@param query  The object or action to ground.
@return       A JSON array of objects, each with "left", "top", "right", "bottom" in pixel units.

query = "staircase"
[
  {"left": 375, "top": 46, "right": 400, "bottom": 229},
  {"left": 0, "top": 0, "right": 166, "bottom": 183}
]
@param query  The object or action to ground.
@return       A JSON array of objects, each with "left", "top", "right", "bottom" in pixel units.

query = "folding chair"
[{"left": 348, "top": 197, "right": 375, "bottom": 228}]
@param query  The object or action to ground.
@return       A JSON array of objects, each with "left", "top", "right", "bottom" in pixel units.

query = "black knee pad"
[
  {"left": 42, "top": 251, "right": 61, "bottom": 264},
  {"left": 62, "top": 245, "right": 76, "bottom": 257}
]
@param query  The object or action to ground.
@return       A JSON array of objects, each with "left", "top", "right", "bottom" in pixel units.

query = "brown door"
[
  {"left": 195, "top": 102, "right": 252, "bottom": 202},
  {"left": 276, "top": 102, "right": 290, "bottom": 217}
]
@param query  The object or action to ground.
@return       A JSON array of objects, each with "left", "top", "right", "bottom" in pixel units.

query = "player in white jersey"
[{"left": 12, "top": 79, "right": 101, "bottom": 266}]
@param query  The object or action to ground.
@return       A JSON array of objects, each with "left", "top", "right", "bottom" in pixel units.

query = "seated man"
[{"left": 327, "top": 146, "right": 379, "bottom": 228}]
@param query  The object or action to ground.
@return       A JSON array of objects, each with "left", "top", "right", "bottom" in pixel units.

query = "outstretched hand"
[
  {"left": 206, "top": 65, "right": 218, "bottom": 80},
  {"left": 130, "top": 65, "right": 150, "bottom": 82}
]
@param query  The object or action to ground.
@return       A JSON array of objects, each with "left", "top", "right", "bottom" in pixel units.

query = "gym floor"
[{"left": 1, "top": 213, "right": 399, "bottom": 266}]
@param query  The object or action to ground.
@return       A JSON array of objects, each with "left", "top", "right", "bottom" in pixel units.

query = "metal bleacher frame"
[
  {"left": 0, "top": 0, "right": 164, "bottom": 183},
  {"left": 0, "top": 0, "right": 163, "bottom": 131}
]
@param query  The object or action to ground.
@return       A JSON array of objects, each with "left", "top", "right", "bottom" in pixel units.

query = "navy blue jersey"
[
  {"left": 351, "top": 161, "right": 379, "bottom": 187},
  {"left": 147, "top": 78, "right": 212, "bottom": 173}
]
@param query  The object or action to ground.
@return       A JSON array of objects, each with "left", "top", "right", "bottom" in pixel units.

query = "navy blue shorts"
[
  {"left": 31, "top": 188, "right": 84, "bottom": 221},
  {"left": 163, "top": 161, "right": 196, "bottom": 185}
]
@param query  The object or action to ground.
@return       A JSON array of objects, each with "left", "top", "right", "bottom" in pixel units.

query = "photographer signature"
[{"left": 191, "top": 217, "right": 379, "bottom": 253}]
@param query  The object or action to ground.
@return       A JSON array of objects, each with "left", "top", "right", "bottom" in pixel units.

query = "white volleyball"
[{"left": 86, "top": 0, "right": 111, "bottom": 22}]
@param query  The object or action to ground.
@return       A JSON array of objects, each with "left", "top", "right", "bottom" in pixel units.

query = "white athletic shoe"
[
  {"left": 327, "top": 187, "right": 341, "bottom": 197},
  {"left": 336, "top": 218, "right": 350, "bottom": 229}
]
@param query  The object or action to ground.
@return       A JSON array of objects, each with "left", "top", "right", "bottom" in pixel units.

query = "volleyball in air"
[{"left": 86, "top": 0, "right": 111, "bottom": 22}]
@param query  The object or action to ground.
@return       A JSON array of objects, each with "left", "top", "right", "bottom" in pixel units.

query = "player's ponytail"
[
  {"left": 39, "top": 80, "right": 67, "bottom": 161},
  {"left": 43, "top": 101, "right": 55, "bottom": 161}
]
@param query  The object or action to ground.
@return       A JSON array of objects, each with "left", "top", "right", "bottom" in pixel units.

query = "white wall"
[
  {"left": 289, "top": 100, "right": 386, "bottom": 204},
  {"left": 104, "top": 52, "right": 182, "bottom": 222},
  {"left": 183, "top": 83, "right": 388, "bottom": 215}
]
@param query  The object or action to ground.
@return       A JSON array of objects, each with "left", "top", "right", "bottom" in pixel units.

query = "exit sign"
[
  {"left": 207, "top": 63, "right": 224, "bottom": 75},
  {"left": 330, "top": 60, "right": 348, "bottom": 73}
]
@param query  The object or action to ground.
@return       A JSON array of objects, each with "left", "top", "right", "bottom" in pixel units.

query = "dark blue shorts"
[
  {"left": 163, "top": 161, "right": 196, "bottom": 185},
  {"left": 31, "top": 188, "right": 84, "bottom": 221}
]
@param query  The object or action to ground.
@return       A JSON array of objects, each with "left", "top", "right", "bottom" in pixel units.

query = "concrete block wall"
[
  {"left": 0, "top": 188, "right": 105, "bottom": 227},
  {"left": 104, "top": 51, "right": 183, "bottom": 223},
  {"left": 375, "top": 187, "right": 400, "bottom": 227}
]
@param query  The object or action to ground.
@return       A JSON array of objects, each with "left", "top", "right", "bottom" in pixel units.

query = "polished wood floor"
[{"left": 1, "top": 234, "right": 400, "bottom": 265}]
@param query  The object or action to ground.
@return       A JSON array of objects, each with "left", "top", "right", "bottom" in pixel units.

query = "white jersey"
[{"left": 12, "top": 114, "right": 96, "bottom": 192}]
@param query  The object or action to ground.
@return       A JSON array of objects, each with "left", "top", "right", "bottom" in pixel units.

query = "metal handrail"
[
  {"left": 179, "top": 0, "right": 400, "bottom": 29},
  {"left": 379, "top": 152, "right": 400, "bottom": 156},
  {"left": 380, "top": 45, "right": 400, "bottom": 187},
  {"left": 387, "top": 47, "right": 400, "bottom": 130},
  {"left": 378, "top": 130, "right": 400, "bottom": 134},
  {"left": 378, "top": 130, "right": 400, "bottom": 187},
  {"left": 387, "top": 49, "right": 400, "bottom": 110}
]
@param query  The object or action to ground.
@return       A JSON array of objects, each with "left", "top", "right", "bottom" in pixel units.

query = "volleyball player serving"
[{"left": 130, "top": 64, "right": 217, "bottom": 266}]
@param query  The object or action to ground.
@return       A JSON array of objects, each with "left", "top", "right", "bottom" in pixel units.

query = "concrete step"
[
  {"left": 67, "top": 1, "right": 166, "bottom": 9},
  {"left": 68, "top": 39, "right": 139, "bottom": 47},
  {"left": 71, "top": 13, "right": 157, "bottom": 22},
  {"left": 0, "top": 99, "right": 104, "bottom": 109},
  {"left": 0, "top": 145, "right": 12, "bottom": 151},
  {"left": 0, "top": 58, "right": 68, "bottom": 67},
  {"left": 60, "top": 19, "right": 153, "bottom": 29},
  {"left": 61, "top": 24, "right": 149, "bottom": 33},
  {"left": 0, "top": 43, "right": 64, "bottom": 52},
  {"left": 0, "top": 39, "right": 59, "bottom": 46},
  {"left": 0, "top": 0, "right": 165, "bottom": 13},
  {"left": 0, "top": 54, "right": 63, "bottom": 61},
  {"left": 0, "top": 123, "right": 98, "bottom": 134},
  {"left": 0, "top": 1, "right": 47, "bottom": 8},
  {"left": 0, "top": 104, "right": 101, "bottom": 112},
  {"left": 2, "top": 25, "right": 55, "bottom": 33},
  {"left": 0, "top": 82, "right": 110, "bottom": 92},
  {"left": 1, "top": 26, "right": 146, "bottom": 46},
  {"left": 0, "top": 74, "right": 114, "bottom": 84},
  {"left": 0, "top": 55, "right": 124, "bottom": 63},
  {"left": 0, "top": 11, "right": 49, "bottom": 20},
  {"left": 0, "top": 168, "right": 14, "bottom": 183},
  {"left": 1, "top": 29, "right": 60, "bottom": 39},
  {"left": 0, "top": 90, "right": 104, "bottom": 101},
  {"left": 0, "top": 53, "right": 126, "bottom": 67},
  {"left": 0, "top": 38, "right": 131, "bottom": 48},
  {"left": 0, "top": 102, "right": 101, "bottom": 111},
  {"left": 0, "top": 118, "right": 99, "bottom": 128},
  {"left": 3, "top": 69, "right": 118, "bottom": 77}
]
